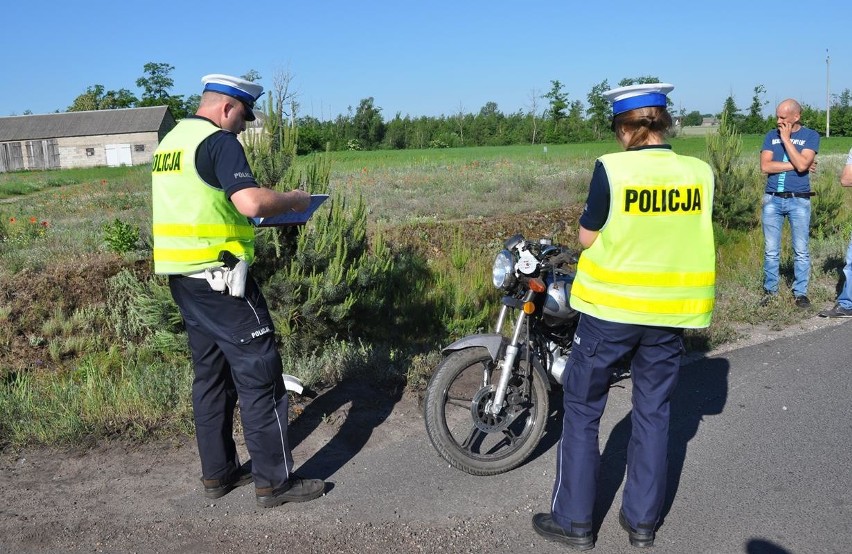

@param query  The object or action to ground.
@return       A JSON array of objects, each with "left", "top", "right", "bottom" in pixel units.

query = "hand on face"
[{"left": 777, "top": 120, "right": 794, "bottom": 140}]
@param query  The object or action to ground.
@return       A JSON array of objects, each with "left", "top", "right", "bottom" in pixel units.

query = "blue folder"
[{"left": 252, "top": 194, "right": 329, "bottom": 227}]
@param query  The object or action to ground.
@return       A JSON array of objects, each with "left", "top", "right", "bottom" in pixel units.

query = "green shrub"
[
  {"left": 107, "top": 269, "right": 183, "bottom": 343},
  {"left": 262, "top": 191, "right": 394, "bottom": 350},
  {"left": 811, "top": 168, "right": 849, "bottom": 239},
  {"left": 102, "top": 218, "right": 140, "bottom": 253},
  {"left": 707, "top": 112, "right": 761, "bottom": 230}
]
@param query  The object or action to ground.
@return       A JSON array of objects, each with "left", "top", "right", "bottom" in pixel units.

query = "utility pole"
[{"left": 826, "top": 49, "right": 831, "bottom": 138}]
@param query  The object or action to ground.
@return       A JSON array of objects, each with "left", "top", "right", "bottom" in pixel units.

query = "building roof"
[{"left": 0, "top": 106, "right": 174, "bottom": 141}]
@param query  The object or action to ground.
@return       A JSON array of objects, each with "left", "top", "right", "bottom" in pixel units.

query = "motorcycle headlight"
[{"left": 492, "top": 249, "right": 516, "bottom": 289}]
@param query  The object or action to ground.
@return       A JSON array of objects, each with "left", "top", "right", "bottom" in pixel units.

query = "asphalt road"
[
  {"left": 284, "top": 319, "right": 852, "bottom": 554},
  {"left": 2, "top": 320, "right": 850, "bottom": 553}
]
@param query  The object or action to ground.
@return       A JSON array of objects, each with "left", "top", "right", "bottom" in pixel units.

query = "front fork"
[{"left": 487, "top": 292, "right": 532, "bottom": 416}]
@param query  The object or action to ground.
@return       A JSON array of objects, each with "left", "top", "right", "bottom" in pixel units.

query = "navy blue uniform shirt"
[{"left": 191, "top": 116, "right": 259, "bottom": 199}]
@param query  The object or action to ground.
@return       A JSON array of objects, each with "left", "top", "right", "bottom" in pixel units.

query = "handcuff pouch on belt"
[{"left": 201, "top": 251, "right": 248, "bottom": 298}]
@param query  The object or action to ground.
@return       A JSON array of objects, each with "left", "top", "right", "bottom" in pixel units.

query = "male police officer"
[
  {"left": 152, "top": 74, "right": 324, "bottom": 508},
  {"left": 533, "top": 83, "right": 715, "bottom": 549}
]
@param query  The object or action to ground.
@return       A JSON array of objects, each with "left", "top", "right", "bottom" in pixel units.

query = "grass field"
[
  {"left": 2, "top": 135, "right": 852, "bottom": 448},
  {"left": 320, "top": 136, "right": 852, "bottom": 228}
]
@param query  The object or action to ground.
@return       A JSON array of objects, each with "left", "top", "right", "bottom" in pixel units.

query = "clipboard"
[{"left": 252, "top": 194, "right": 329, "bottom": 227}]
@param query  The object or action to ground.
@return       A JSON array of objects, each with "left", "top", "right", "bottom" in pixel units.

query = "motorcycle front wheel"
[{"left": 423, "top": 346, "right": 549, "bottom": 476}]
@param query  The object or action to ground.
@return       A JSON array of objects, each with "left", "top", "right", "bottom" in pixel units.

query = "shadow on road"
[
  {"left": 516, "top": 388, "right": 566, "bottom": 470},
  {"left": 745, "top": 538, "right": 793, "bottom": 553},
  {"left": 593, "top": 356, "right": 730, "bottom": 533},
  {"left": 287, "top": 379, "right": 404, "bottom": 481}
]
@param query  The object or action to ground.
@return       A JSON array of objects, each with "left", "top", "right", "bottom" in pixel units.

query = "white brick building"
[{"left": 0, "top": 106, "right": 176, "bottom": 172}]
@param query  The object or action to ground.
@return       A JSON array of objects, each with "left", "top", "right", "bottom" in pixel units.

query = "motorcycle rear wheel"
[{"left": 423, "top": 346, "right": 549, "bottom": 476}]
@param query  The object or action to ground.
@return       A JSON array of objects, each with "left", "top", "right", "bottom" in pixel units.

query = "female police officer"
[{"left": 532, "top": 83, "right": 715, "bottom": 549}]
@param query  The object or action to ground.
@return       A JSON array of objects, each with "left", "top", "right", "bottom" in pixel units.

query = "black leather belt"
[{"left": 767, "top": 191, "right": 815, "bottom": 198}]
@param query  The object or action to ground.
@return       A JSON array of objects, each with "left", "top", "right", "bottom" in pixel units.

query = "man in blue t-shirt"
[{"left": 759, "top": 98, "right": 819, "bottom": 308}]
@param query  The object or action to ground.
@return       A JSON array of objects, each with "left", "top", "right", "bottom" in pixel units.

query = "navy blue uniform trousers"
[
  {"left": 551, "top": 313, "right": 683, "bottom": 533},
  {"left": 169, "top": 273, "right": 293, "bottom": 490}
]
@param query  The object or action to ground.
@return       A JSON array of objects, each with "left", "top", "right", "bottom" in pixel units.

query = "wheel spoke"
[
  {"left": 459, "top": 426, "right": 487, "bottom": 453},
  {"left": 501, "top": 427, "right": 520, "bottom": 448}
]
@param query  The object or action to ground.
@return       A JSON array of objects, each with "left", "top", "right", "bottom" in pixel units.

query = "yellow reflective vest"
[
  {"left": 151, "top": 119, "right": 254, "bottom": 274},
  {"left": 570, "top": 149, "right": 716, "bottom": 328}
]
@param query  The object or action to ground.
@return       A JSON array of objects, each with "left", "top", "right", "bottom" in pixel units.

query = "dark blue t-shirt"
[
  {"left": 760, "top": 126, "right": 820, "bottom": 193},
  {"left": 191, "top": 116, "right": 259, "bottom": 199}
]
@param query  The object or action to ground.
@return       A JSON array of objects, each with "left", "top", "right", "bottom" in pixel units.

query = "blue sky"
[{"left": 2, "top": 1, "right": 848, "bottom": 121}]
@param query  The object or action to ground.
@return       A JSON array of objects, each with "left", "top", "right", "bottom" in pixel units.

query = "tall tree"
[
  {"left": 136, "top": 62, "right": 188, "bottom": 118},
  {"left": 586, "top": 80, "right": 610, "bottom": 140},
  {"left": 527, "top": 88, "right": 540, "bottom": 145},
  {"left": 68, "top": 85, "right": 137, "bottom": 111},
  {"left": 719, "top": 94, "right": 743, "bottom": 130},
  {"left": 352, "top": 97, "right": 385, "bottom": 149},
  {"left": 455, "top": 101, "right": 466, "bottom": 145},
  {"left": 242, "top": 69, "right": 262, "bottom": 83},
  {"left": 834, "top": 89, "right": 852, "bottom": 136},
  {"left": 544, "top": 79, "right": 568, "bottom": 129},
  {"left": 136, "top": 62, "right": 176, "bottom": 103},
  {"left": 742, "top": 85, "right": 768, "bottom": 134},
  {"left": 473, "top": 101, "right": 507, "bottom": 145},
  {"left": 543, "top": 80, "right": 568, "bottom": 140},
  {"left": 100, "top": 88, "right": 137, "bottom": 110},
  {"left": 68, "top": 85, "right": 105, "bottom": 112},
  {"left": 566, "top": 100, "right": 590, "bottom": 142}
]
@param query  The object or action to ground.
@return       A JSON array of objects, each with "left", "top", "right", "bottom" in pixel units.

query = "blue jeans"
[
  {"left": 837, "top": 232, "right": 852, "bottom": 309},
  {"left": 761, "top": 194, "right": 811, "bottom": 297}
]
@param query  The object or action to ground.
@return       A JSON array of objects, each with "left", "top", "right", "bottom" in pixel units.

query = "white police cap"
[
  {"left": 603, "top": 83, "right": 674, "bottom": 116},
  {"left": 201, "top": 74, "right": 264, "bottom": 121}
]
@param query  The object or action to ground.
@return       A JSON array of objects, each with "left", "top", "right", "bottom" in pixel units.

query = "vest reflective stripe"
[
  {"left": 570, "top": 149, "right": 715, "bottom": 328},
  {"left": 577, "top": 256, "right": 715, "bottom": 288},
  {"left": 152, "top": 119, "right": 255, "bottom": 274},
  {"left": 154, "top": 240, "right": 250, "bottom": 263},
  {"left": 153, "top": 223, "right": 255, "bottom": 239},
  {"left": 571, "top": 281, "right": 715, "bottom": 316}
]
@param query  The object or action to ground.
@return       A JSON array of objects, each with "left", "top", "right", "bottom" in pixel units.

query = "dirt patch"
[
  {"left": 1, "top": 253, "right": 139, "bottom": 374},
  {"left": 381, "top": 206, "right": 584, "bottom": 255},
  {"left": 0, "top": 379, "right": 424, "bottom": 553}
]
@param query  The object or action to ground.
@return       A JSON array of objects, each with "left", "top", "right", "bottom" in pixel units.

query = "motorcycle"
[{"left": 423, "top": 234, "right": 581, "bottom": 476}]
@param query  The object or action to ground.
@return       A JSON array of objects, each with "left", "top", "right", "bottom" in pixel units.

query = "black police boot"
[
  {"left": 531, "top": 513, "right": 594, "bottom": 550},
  {"left": 256, "top": 475, "right": 325, "bottom": 508},
  {"left": 201, "top": 461, "right": 253, "bottom": 499},
  {"left": 619, "top": 509, "right": 655, "bottom": 548}
]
